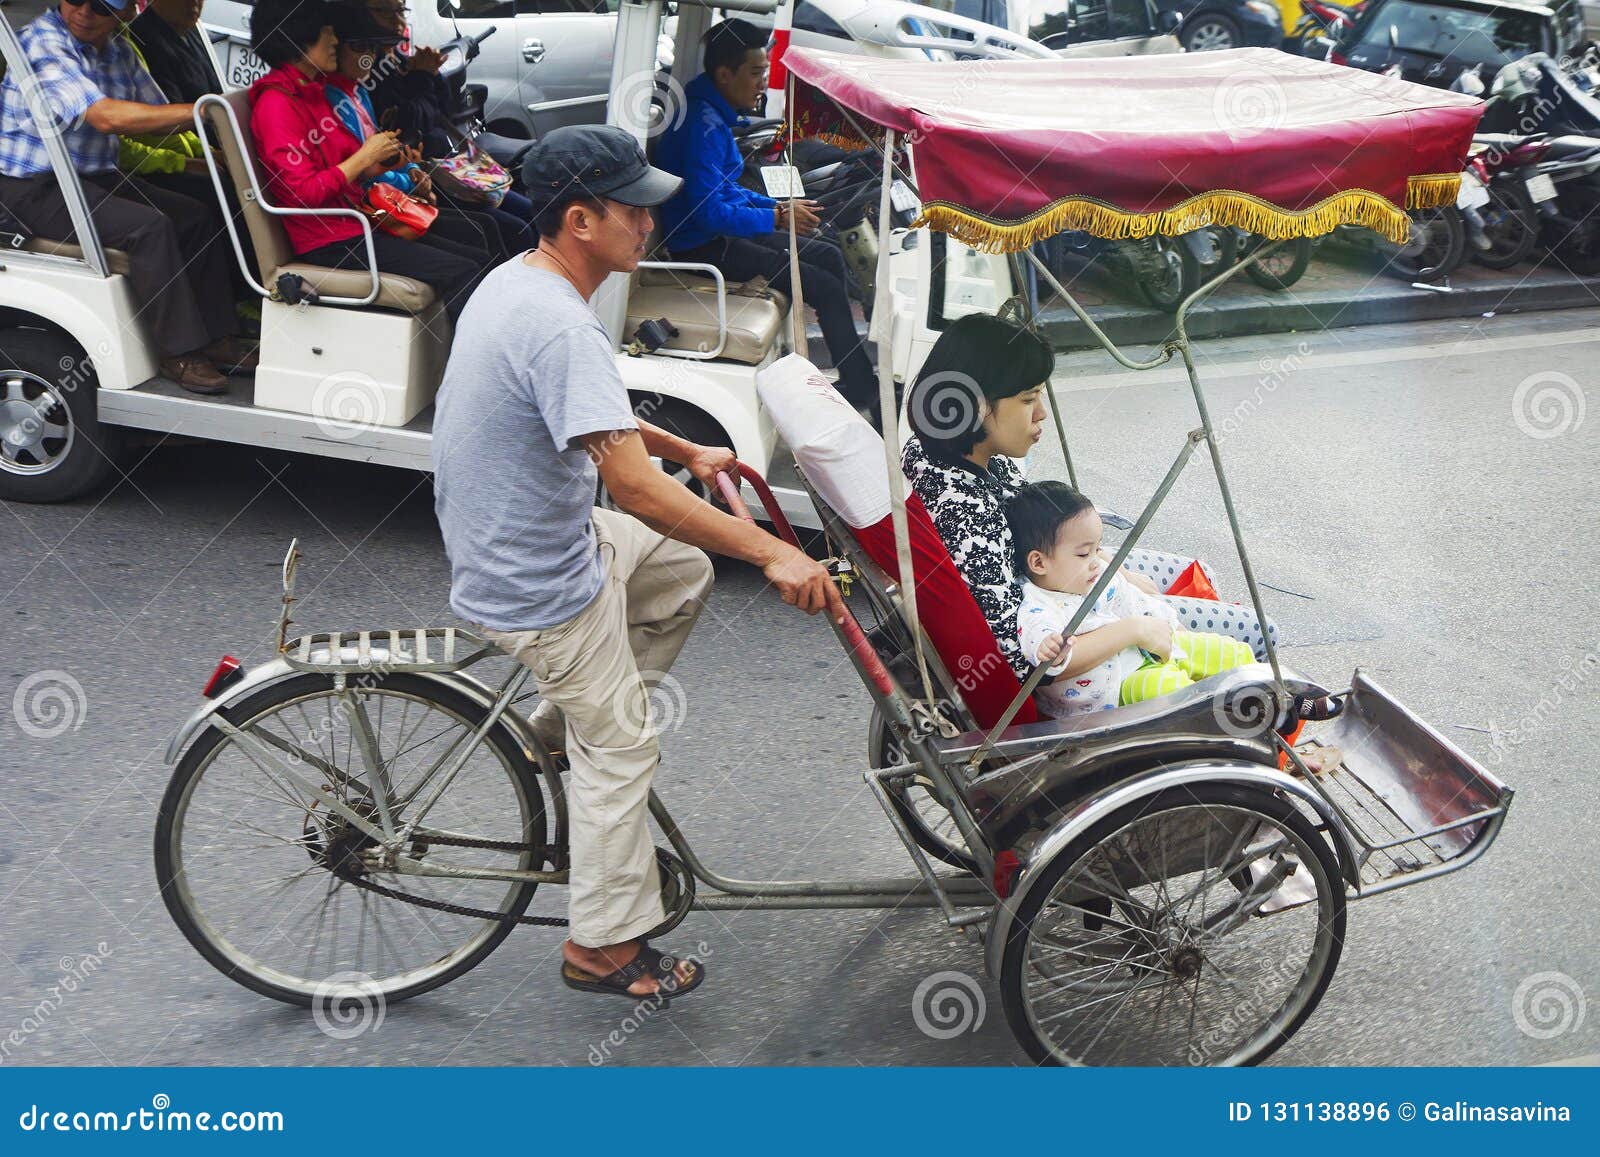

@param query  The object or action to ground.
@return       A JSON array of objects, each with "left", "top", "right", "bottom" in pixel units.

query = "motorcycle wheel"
[
  {"left": 1547, "top": 206, "right": 1600, "bottom": 275},
  {"left": 1382, "top": 207, "right": 1465, "bottom": 281},
  {"left": 1243, "top": 235, "right": 1314, "bottom": 290},
  {"left": 1133, "top": 236, "right": 1199, "bottom": 313},
  {"left": 1473, "top": 180, "right": 1540, "bottom": 270}
]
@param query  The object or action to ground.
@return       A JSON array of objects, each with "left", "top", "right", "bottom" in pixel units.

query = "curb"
[{"left": 1037, "top": 267, "right": 1600, "bottom": 350}]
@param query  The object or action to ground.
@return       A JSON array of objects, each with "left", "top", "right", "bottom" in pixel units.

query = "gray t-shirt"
[{"left": 431, "top": 259, "right": 637, "bottom": 631}]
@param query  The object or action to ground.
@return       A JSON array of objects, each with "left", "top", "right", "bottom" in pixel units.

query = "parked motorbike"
[
  {"left": 1475, "top": 55, "right": 1600, "bottom": 274},
  {"left": 1039, "top": 231, "right": 1199, "bottom": 312},
  {"left": 1234, "top": 231, "right": 1316, "bottom": 289}
]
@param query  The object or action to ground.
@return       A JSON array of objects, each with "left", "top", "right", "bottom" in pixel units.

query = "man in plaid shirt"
[{"left": 0, "top": 0, "right": 246, "bottom": 393}]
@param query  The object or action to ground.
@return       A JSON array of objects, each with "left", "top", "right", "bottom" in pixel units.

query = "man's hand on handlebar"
[
  {"left": 684, "top": 443, "right": 738, "bottom": 491},
  {"left": 762, "top": 543, "right": 848, "bottom": 623}
]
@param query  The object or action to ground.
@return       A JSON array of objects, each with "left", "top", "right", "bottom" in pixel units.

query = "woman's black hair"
[
  {"left": 252, "top": 0, "right": 335, "bottom": 68},
  {"left": 1004, "top": 481, "right": 1094, "bottom": 579},
  {"left": 907, "top": 313, "right": 1055, "bottom": 463},
  {"left": 704, "top": 18, "right": 768, "bottom": 77}
]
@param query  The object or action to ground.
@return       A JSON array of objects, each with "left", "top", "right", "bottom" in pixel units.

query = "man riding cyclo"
[
  {"left": 655, "top": 18, "right": 878, "bottom": 417},
  {"left": 0, "top": 0, "right": 255, "bottom": 394},
  {"left": 432, "top": 126, "right": 847, "bottom": 1002}
]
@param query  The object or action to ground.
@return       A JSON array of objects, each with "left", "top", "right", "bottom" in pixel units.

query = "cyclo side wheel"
[
  {"left": 999, "top": 783, "right": 1345, "bottom": 1066},
  {"left": 155, "top": 673, "right": 548, "bottom": 1008},
  {"left": 869, "top": 707, "right": 980, "bottom": 875}
]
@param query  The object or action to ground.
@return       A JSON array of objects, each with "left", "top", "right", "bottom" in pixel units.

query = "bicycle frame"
[{"left": 197, "top": 530, "right": 999, "bottom": 916}]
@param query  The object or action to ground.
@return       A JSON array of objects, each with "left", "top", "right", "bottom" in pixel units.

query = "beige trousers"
[{"left": 479, "top": 507, "right": 714, "bottom": 947}]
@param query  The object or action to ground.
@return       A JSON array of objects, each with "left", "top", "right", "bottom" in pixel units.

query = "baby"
[{"left": 1004, "top": 481, "right": 1254, "bottom": 719}]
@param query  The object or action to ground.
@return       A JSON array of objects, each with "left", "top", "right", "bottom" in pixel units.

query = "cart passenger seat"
[
  {"left": 622, "top": 228, "right": 789, "bottom": 364},
  {"left": 201, "top": 90, "right": 435, "bottom": 315},
  {"left": 13, "top": 238, "right": 131, "bottom": 274}
]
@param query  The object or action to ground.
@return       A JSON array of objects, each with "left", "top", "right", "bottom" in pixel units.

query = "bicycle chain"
[{"left": 343, "top": 834, "right": 571, "bottom": 927}]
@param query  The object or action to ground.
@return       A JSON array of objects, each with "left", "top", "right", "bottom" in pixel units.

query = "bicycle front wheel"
[{"left": 155, "top": 673, "right": 548, "bottom": 1008}]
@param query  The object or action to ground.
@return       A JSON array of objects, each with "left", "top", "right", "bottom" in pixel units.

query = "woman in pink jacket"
[{"left": 248, "top": 0, "right": 486, "bottom": 323}]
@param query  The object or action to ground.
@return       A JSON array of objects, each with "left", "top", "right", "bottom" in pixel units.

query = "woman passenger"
[{"left": 246, "top": 0, "right": 488, "bottom": 324}]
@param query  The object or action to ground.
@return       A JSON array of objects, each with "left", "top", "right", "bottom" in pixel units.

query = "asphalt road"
[{"left": 2, "top": 310, "right": 1596, "bottom": 1067}]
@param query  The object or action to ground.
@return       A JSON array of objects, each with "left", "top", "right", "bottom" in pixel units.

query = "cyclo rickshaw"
[{"left": 154, "top": 47, "right": 1514, "bottom": 1065}]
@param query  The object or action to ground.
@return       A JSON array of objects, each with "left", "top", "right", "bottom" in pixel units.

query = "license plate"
[
  {"left": 224, "top": 39, "right": 270, "bottom": 90},
  {"left": 759, "top": 165, "right": 805, "bottom": 199},
  {"left": 890, "top": 179, "right": 918, "bottom": 213},
  {"left": 1526, "top": 173, "right": 1559, "bottom": 203},
  {"left": 1456, "top": 171, "right": 1491, "bottom": 210}
]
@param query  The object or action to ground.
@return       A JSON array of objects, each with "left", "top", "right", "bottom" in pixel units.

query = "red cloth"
[
  {"left": 249, "top": 65, "right": 367, "bottom": 255},
  {"left": 783, "top": 47, "right": 1482, "bottom": 239},
  {"left": 851, "top": 495, "right": 1039, "bottom": 731},
  {"left": 1165, "top": 560, "right": 1220, "bottom": 601}
]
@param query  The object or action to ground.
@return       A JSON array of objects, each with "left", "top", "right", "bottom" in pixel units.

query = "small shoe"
[{"left": 161, "top": 355, "right": 228, "bottom": 395}]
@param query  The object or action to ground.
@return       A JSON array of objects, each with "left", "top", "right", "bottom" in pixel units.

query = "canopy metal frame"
[{"left": 793, "top": 87, "right": 1296, "bottom": 775}]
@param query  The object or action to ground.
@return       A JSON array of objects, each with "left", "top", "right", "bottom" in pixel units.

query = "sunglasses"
[{"left": 62, "top": 0, "right": 120, "bottom": 16}]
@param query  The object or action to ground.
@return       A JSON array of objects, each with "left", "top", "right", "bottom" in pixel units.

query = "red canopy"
[{"left": 783, "top": 47, "right": 1483, "bottom": 250}]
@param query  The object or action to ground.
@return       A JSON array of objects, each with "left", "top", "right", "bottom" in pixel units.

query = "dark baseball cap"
[
  {"left": 329, "top": 5, "right": 403, "bottom": 47},
  {"left": 521, "top": 125, "right": 682, "bottom": 210}
]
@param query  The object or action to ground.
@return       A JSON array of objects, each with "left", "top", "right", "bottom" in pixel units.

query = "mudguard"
[{"left": 982, "top": 760, "right": 1361, "bottom": 979}]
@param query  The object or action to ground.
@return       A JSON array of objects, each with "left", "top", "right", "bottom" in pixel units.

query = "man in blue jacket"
[{"left": 656, "top": 19, "right": 876, "bottom": 410}]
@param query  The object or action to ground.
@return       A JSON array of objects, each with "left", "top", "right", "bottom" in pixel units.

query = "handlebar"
[
  {"left": 441, "top": 24, "right": 497, "bottom": 65},
  {"left": 712, "top": 466, "right": 894, "bottom": 697}
]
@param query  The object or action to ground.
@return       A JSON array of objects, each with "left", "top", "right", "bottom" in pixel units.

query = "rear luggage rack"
[
  {"left": 1281, "top": 669, "right": 1513, "bottom": 897},
  {"left": 280, "top": 627, "right": 495, "bottom": 674}
]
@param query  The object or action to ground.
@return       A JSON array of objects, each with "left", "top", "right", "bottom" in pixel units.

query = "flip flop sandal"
[{"left": 561, "top": 943, "right": 706, "bottom": 1005}]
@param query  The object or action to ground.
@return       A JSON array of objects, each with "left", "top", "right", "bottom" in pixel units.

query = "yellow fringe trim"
[
  {"left": 910, "top": 174, "right": 1463, "bottom": 252},
  {"left": 1406, "top": 173, "right": 1462, "bottom": 209}
]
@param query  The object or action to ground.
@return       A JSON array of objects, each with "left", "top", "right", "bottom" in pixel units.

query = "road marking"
[{"left": 1050, "top": 324, "right": 1600, "bottom": 393}]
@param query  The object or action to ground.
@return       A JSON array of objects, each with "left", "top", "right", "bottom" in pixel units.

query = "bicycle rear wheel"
[{"left": 155, "top": 673, "right": 548, "bottom": 1008}]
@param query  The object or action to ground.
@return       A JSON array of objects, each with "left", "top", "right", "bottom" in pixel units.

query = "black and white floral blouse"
[{"left": 902, "top": 433, "right": 1031, "bottom": 680}]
